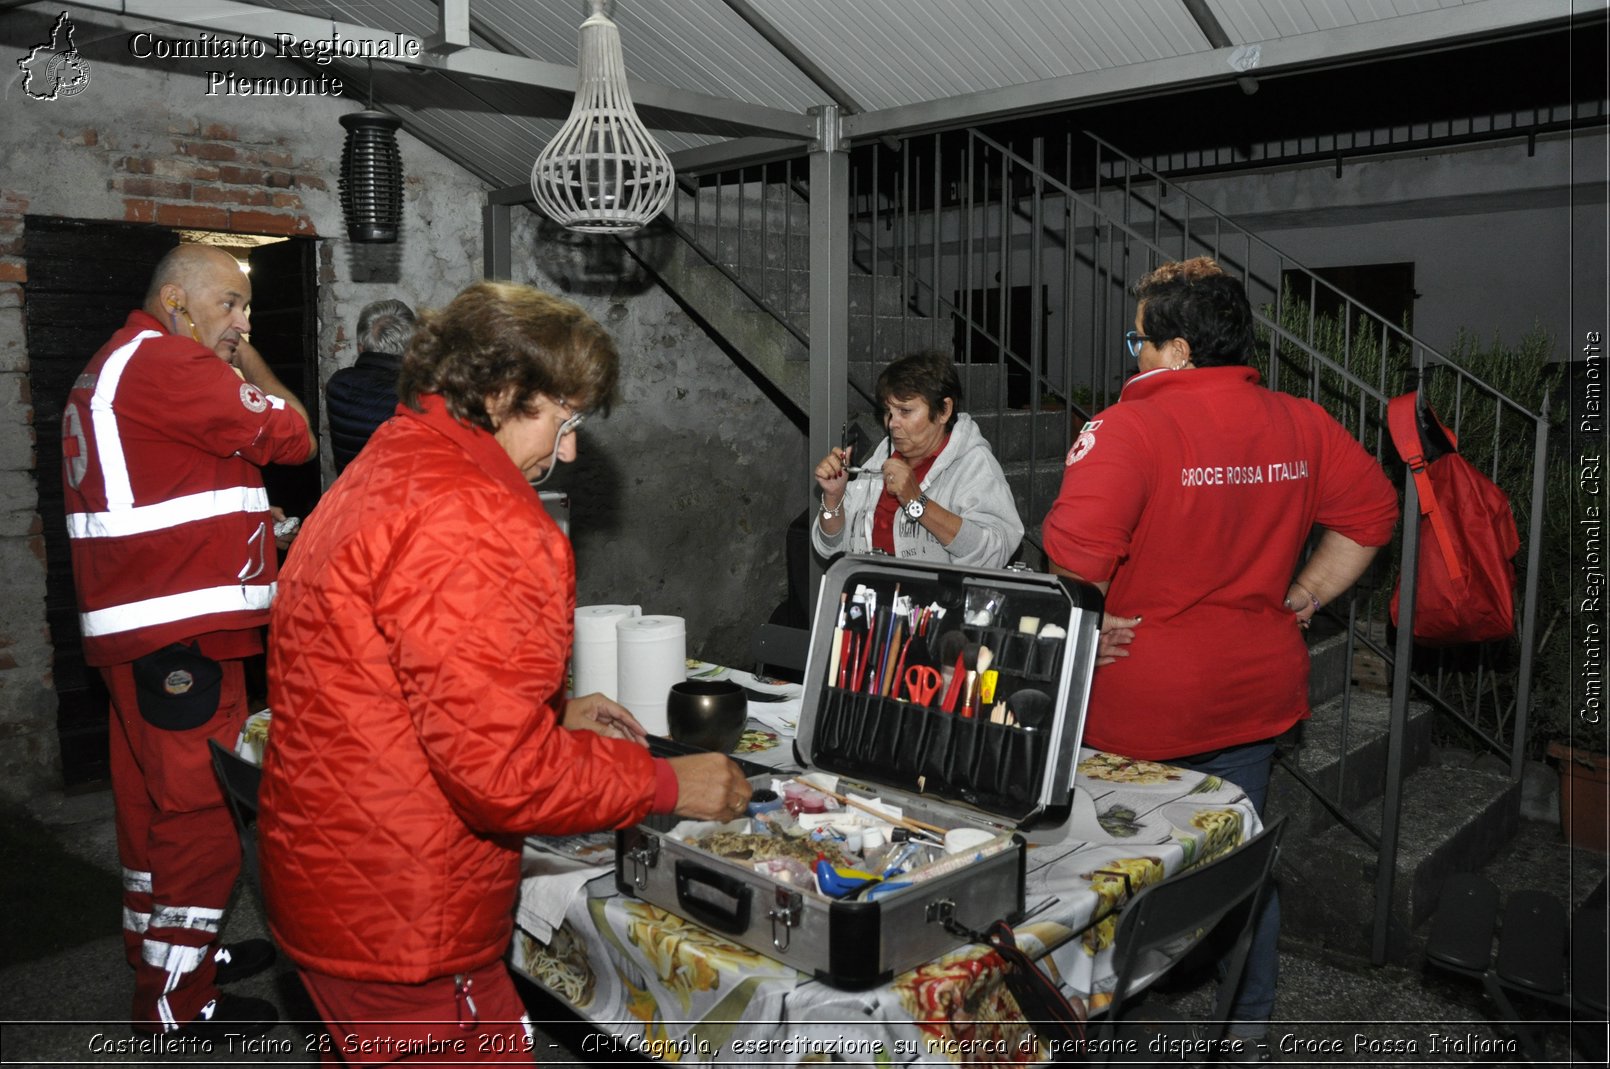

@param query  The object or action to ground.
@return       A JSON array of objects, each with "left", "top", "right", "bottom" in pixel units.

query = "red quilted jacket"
[{"left": 259, "top": 395, "right": 658, "bottom": 982}]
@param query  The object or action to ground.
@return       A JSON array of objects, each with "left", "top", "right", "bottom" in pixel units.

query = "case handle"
[{"left": 675, "top": 861, "right": 753, "bottom": 934}]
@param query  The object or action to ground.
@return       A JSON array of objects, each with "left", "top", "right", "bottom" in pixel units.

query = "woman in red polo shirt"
[{"left": 1042, "top": 257, "right": 1398, "bottom": 1061}]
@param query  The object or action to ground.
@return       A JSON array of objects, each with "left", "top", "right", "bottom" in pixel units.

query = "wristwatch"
[{"left": 904, "top": 492, "right": 928, "bottom": 520}]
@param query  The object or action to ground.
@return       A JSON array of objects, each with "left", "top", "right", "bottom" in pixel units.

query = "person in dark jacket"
[{"left": 325, "top": 299, "right": 414, "bottom": 472}]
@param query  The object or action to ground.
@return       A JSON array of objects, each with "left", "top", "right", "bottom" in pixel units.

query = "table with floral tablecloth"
[{"left": 511, "top": 747, "right": 1261, "bottom": 1067}]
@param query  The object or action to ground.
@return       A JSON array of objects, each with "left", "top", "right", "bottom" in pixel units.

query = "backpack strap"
[{"left": 1388, "top": 393, "right": 1464, "bottom": 581}]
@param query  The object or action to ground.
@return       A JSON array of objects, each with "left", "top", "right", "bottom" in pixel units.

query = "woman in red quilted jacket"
[{"left": 259, "top": 282, "right": 752, "bottom": 1064}]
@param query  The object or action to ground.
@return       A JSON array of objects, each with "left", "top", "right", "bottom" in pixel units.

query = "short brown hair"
[
  {"left": 876, "top": 350, "right": 962, "bottom": 431},
  {"left": 399, "top": 282, "right": 618, "bottom": 432},
  {"left": 1133, "top": 256, "right": 1253, "bottom": 368}
]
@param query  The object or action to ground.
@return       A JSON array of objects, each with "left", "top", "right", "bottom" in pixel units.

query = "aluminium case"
[{"left": 615, "top": 556, "right": 1102, "bottom": 989}]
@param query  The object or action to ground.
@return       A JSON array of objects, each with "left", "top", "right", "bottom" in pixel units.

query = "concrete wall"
[
  {"left": 508, "top": 213, "right": 808, "bottom": 666},
  {"left": 1180, "top": 133, "right": 1607, "bottom": 358},
  {"left": 0, "top": 9, "right": 802, "bottom": 800}
]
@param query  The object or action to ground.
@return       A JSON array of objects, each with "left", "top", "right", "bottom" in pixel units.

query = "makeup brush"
[
  {"left": 837, "top": 589, "right": 850, "bottom": 689},
  {"left": 932, "top": 628, "right": 967, "bottom": 677},
  {"left": 943, "top": 641, "right": 978, "bottom": 715}
]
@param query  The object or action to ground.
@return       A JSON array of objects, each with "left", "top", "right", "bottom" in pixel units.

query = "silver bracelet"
[{"left": 819, "top": 495, "right": 844, "bottom": 521}]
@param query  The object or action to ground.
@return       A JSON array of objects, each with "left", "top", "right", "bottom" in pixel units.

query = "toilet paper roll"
[
  {"left": 615, "top": 615, "right": 687, "bottom": 737},
  {"left": 571, "top": 605, "right": 641, "bottom": 700}
]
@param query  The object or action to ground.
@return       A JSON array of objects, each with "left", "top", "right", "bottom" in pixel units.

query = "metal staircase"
[{"left": 619, "top": 127, "right": 1552, "bottom": 963}]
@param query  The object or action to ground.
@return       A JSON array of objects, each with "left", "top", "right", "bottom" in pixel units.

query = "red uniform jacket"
[
  {"left": 62, "top": 311, "right": 312, "bottom": 665},
  {"left": 259, "top": 395, "right": 663, "bottom": 982}
]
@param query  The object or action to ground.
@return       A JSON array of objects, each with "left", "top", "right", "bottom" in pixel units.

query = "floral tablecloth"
[{"left": 511, "top": 748, "right": 1261, "bottom": 1066}]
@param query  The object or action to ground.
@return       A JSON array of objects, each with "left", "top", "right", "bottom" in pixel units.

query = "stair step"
[
  {"left": 848, "top": 314, "right": 951, "bottom": 361},
  {"left": 677, "top": 221, "right": 810, "bottom": 271},
  {"left": 1278, "top": 760, "right": 1520, "bottom": 963},
  {"left": 1306, "top": 631, "right": 1350, "bottom": 706},
  {"left": 968, "top": 408, "right": 1073, "bottom": 464},
  {"left": 998, "top": 460, "right": 1064, "bottom": 525},
  {"left": 847, "top": 357, "right": 1014, "bottom": 410},
  {"left": 1269, "top": 688, "right": 1435, "bottom": 837}
]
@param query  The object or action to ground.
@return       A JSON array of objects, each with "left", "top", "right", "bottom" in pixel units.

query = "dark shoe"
[
  {"left": 134, "top": 993, "right": 279, "bottom": 1043},
  {"left": 213, "top": 939, "right": 275, "bottom": 984}
]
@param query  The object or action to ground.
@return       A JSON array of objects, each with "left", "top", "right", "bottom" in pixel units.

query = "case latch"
[
  {"left": 625, "top": 837, "right": 660, "bottom": 889},
  {"left": 927, "top": 898, "right": 985, "bottom": 941},
  {"left": 769, "top": 887, "right": 803, "bottom": 951}
]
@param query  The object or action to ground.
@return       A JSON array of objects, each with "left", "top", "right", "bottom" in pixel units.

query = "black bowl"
[{"left": 667, "top": 680, "right": 748, "bottom": 754}]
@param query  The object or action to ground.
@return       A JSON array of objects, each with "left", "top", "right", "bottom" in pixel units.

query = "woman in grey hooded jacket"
[{"left": 812, "top": 350, "right": 1023, "bottom": 569}]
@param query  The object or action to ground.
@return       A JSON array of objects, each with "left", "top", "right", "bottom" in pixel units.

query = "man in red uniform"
[{"left": 61, "top": 244, "right": 317, "bottom": 1038}]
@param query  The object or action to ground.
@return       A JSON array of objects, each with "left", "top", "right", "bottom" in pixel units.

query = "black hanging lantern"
[{"left": 338, "top": 110, "right": 403, "bottom": 243}]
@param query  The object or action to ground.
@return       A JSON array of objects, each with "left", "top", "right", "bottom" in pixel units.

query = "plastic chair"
[
  {"left": 751, "top": 622, "right": 809, "bottom": 682},
  {"left": 1089, "top": 817, "right": 1286, "bottom": 1059},
  {"left": 208, "top": 738, "right": 264, "bottom": 905},
  {"left": 1424, "top": 872, "right": 1607, "bottom": 1063}
]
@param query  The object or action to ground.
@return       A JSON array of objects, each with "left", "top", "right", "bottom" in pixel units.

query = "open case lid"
[{"left": 796, "top": 555, "right": 1103, "bottom": 846}]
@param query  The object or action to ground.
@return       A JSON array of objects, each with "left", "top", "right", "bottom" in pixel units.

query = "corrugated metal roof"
[
  {"left": 1208, "top": 0, "right": 1474, "bottom": 40},
  {"left": 90, "top": 0, "right": 1587, "bottom": 190}
]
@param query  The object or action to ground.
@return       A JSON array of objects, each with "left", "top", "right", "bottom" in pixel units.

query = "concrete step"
[
  {"left": 1268, "top": 688, "right": 1436, "bottom": 838},
  {"left": 969, "top": 407, "right": 1075, "bottom": 464},
  {"left": 1278, "top": 759, "right": 1520, "bottom": 964},
  {"left": 849, "top": 313, "right": 952, "bottom": 362},
  {"left": 1305, "top": 630, "right": 1351, "bottom": 706},
  {"left": 847, "top": 357, "right": 1015, "bottom": 412}
]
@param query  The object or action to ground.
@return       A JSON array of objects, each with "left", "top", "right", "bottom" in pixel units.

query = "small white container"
[{"left": 943, "top": 827, "right": 996, "bottom": 855}]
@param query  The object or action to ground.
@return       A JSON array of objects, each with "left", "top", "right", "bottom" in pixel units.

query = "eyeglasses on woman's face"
[
  {"left": 553, "top": 397, "right": 587, "bottom": 438},
  {"left": 529, "top": 396, "right": 588, "bottom": 487},
  {"left": 1124, "top": 330, "right": 1153, "bottom": 360}
]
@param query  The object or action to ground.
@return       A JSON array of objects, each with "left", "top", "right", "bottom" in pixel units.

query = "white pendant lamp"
[{"left": 530, "top": 0, "right": 674, "bottom": 234}]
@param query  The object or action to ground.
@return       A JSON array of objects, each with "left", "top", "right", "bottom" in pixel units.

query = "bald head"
[
  {"left": 145, "top": 245, "right": 244, "bottom": 306},
  {"left": 144, "top": 244, "right": 253, "bottom": 361}
]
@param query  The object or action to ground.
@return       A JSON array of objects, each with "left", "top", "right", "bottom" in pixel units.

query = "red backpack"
[{"left": 1387, "top": 390, "right": 1520, "bottom": 645}]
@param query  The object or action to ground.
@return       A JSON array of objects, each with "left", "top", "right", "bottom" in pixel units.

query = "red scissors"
[{"left": 904, "top": 664, "right": 943, "bottom": 706}]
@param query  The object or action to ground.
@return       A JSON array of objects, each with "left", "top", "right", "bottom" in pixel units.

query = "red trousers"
[
  {"left": 300, "top": 959, "right": 536, "bottom": 1065},
  {"left": 106, "top": 658, "right": 248, "bottom": 1031}
]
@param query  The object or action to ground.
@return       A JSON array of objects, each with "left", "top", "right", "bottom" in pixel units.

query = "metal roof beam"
[
  {"left": 720, "top": 0, "right": 861, "bottom": 115},
  {"left": 844, "top": 0, "right": 1582, "bottom": 141},
  {"left": 425, "top": 0, "right": 470, "bottom": 54},
  {"left": 670, "top": 137, "right": 808, "bottom": 174},
  {"left": 69, "top": 0, "right": 815, "bottom": 139}
]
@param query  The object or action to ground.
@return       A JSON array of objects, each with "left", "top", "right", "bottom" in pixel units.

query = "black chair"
[
  {"left": 1425, "top": 872, "right": 1608, "bottom": 1063},
  {"left": 208, "top": 738, "right": 264, "bottom": 905},
  {"left": 751, "top": 622, "right": 809, "bottom": 682},
  {"left": 1088, "top": 817, "right": 1287, "bottom": 1060}
]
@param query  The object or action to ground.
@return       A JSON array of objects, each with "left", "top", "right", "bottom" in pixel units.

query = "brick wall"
[
  {"left": 0, "top": 10, "right": 492, "bottom": 801},
  {"left": 0, "top": 8, "right": 805, "bottom": 802}
]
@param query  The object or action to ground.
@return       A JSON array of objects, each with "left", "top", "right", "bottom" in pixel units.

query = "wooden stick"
[{"left": 827, "top": 787, "right": 949, "bottom": 837}]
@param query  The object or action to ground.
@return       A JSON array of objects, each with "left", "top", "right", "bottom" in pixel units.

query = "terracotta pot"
[{"left": 1547, "top": 740, "right": 1609, "bottom": 854}]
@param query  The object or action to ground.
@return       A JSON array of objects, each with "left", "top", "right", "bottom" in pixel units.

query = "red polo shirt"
[{"left": 1042, "top": 366, "right": 1397, "bottom": 760}]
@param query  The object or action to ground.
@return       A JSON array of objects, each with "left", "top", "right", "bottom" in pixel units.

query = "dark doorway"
[
  {"left": 23, "top": 217, "right": 320, "bottom": 788},
  {"left": 247, "top": 239, "right": 321, "bottom": 522},
  {"left": 951, "top": 285, "right": 1048, "bottom": 410}
]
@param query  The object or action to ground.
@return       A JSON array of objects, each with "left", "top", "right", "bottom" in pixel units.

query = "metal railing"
[
  {"left": 664, "top": 162, "right": 811, "bottom": 345},
  {"left": 661, "top": 125, "right": 1552, "bottom": 960}
]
